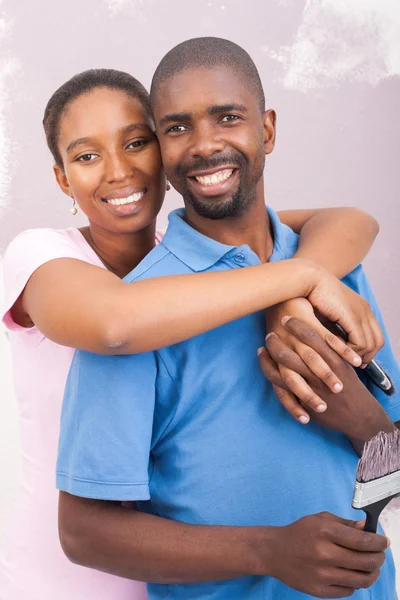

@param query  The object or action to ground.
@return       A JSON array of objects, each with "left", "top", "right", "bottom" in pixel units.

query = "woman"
[{"left": 0, "top": 69, "right": 381, "bottom": 600}]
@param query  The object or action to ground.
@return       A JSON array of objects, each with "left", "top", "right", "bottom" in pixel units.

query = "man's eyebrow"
[
  {"left": 208, "top": 104, "right": 248, "bottom": 115},
  {"left": 66, "top": 123, "right": 151, "bottom": 154},
  {"left": 159, "top": 112, "right": 192, "bottom": 127}
]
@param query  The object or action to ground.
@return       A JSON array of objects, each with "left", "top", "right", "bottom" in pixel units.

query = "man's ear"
[
  {"left": 263, "top": 109, "right": 276, "bottom": 155},
  {"left": 53, "top": 163, "right": 72, "bottom": 197}
]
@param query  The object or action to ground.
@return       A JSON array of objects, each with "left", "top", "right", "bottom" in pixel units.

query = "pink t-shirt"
[{"left": 0, "top": 227, "right": 158, "bottom": 600}]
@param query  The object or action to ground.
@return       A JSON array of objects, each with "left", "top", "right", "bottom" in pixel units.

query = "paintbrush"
[
  {"left": 352, "top": 430, "right": 400, "bottom": 532},
  {"left": 334, "top": 323, "right": 394, "bottom": 395}
]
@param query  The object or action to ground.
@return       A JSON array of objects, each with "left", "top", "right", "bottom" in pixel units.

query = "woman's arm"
[
  {"left": 12, "top": 207, "right": 379, "bottom": 355},
  {"left": 278, "top": 207, "right": 379, "bottom": 278}
]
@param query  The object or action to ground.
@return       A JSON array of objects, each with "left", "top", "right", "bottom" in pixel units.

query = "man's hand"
[
  {"left": 259, "top": 318, "right": 395, "bottom": 441},
  {"left": 267, "top": 512, "right": 389, "bottom": 598},
  {"left": 264, "top": 298, "right": 363, "bottom": 423}
]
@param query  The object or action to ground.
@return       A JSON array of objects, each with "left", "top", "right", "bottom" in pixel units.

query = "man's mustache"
[{"left": 175, "top": 152, "right": 248, "bottom": 179}]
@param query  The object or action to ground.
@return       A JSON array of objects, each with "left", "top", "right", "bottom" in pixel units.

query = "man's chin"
[{"left": 185, "top": 193, "right": 241, "bottom": 220}]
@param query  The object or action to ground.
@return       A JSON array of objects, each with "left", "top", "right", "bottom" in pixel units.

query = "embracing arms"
[{"left": 11, "top": 207, "right": 378, "bottom": 355}]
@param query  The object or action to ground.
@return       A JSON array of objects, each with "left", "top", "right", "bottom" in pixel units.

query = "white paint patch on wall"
[
  {"left": 264, "top": 0, "right": 400, "bottom": 91},
  {"left": 104, "top": 0, "right": 147, "bottom": 21},
  {"left": 0, "top": 260, "right": 21, "bottom": 544},
  {"left": 0, "top": 4, "right": 20, "bottom": 218}
]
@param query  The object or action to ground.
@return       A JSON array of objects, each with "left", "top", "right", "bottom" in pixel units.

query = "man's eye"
[
  {"left": 220, "top": 115, "right": 240, "bottom": 123},
  {"left": 166, "top": 125, "right": 187, "bottom": 134},
  {"left": 77, "top": 153, "right": 98, "bottom": 162},
  {"left": 127, "top": 140, "right": 147, "bottom": 149}
]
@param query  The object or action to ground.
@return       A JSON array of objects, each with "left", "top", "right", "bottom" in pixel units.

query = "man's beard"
[
  {"left": 183, "top": 178, "right": 257, "bottom": 220},
  {"left": 173, "top": 150, "right": 265, "bottom": 221}
]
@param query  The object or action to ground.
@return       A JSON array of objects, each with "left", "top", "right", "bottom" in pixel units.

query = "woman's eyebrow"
[{"left": 66, "top": 124, "right": 152, "bottom": 154}]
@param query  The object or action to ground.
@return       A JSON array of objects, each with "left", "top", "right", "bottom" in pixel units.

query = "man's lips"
[{"left": 186, "top": 167, "right": 239, "bottom": 197}]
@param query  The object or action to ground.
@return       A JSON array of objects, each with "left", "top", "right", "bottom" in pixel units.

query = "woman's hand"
[{"left": 305, "top": 268, "right": 384, "bottom": 365}]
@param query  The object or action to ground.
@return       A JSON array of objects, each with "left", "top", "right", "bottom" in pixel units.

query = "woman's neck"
[{"left": 80, "top": 221, "right": 157, "bottom": 279}]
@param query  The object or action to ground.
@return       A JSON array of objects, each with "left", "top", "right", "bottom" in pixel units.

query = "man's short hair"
[{"left": 150, "top": 37, "right": 265, "bottom": 112}]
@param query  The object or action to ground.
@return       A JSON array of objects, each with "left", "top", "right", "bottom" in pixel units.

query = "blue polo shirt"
[{"left": 57, "top": 207, "right": 400, "bottom": 600}]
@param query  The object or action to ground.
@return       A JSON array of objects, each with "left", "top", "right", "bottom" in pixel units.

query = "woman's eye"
[
  {"left": 77, "top": 153, "right": 98, "bottom": 162},
  {"left": 166, "top": 125, "right": 187, "bottom": 134},
  {"left": 220, "top": 115, "right": 240, "bottom": 123}
]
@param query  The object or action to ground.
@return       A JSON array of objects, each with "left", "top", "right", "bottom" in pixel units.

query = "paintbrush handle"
[{"left": 363, "top": 497, "right": 393, "bottom": 533}]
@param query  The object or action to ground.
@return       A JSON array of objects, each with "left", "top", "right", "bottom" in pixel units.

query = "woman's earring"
[
  {"left": 166, "top": 180, "right": 171, "bottom": 191},
  {"left": 70, "top": 198, "right": 78, "bottom": 215}
]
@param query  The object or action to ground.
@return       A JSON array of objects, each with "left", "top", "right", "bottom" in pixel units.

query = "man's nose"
[
  {"left": 104, "top": 152, "right": 133, "bottom": 184},
  {"left": 189, "top": 123, "right": 225, "bottom": 159}
]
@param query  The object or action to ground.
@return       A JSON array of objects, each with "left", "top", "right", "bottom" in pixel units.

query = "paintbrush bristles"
[{"left": 356, "top": 430, "right": 400, "bottom": 483}]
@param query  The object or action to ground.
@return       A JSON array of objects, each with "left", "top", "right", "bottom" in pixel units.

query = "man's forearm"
[
  {"left": 349, "top": 408, "right": 397, "bottom": 456},
  {"left": 59, "top": 492, "right": 275, "bottom": 584}
]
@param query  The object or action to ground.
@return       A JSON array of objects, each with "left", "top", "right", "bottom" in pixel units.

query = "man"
[{"left": 57, "top": 38, "right": 400, "bottom": 599}]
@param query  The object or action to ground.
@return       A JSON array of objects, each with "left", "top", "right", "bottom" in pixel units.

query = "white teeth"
[
  {"left": 195, "top": 169, "right": 233, "bottom": 186},
  {"left": 108, "top": 192, "right": 144, "bottom": 206}
]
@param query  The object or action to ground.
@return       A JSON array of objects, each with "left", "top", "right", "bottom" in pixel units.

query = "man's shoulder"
[{"left": 124, "top": 242, "right": 191, "bottom": 284}]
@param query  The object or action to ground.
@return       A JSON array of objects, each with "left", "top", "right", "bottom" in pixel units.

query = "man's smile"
[{"left": 186, "top": 167, "right": 239, "bottom": 198}]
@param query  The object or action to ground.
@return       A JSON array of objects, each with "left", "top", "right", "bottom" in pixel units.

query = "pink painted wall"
[{"left": 0, "top": 0, "right": 399, "bottom": 584}]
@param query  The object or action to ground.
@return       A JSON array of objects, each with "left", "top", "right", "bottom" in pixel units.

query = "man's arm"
[{"left": 58, "top": 492, "right": 387, "bottom": 597}]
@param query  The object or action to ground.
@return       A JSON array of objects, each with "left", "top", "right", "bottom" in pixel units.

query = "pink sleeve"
[
  {"left": 2, "top": 229, "right": 87, "bottom": 331},
  {"left": 155, "top": 229, "right": 166, "bottom": 244}
]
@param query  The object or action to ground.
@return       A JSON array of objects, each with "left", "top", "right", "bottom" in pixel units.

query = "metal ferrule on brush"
[{"left": 352, "top": 470, "right": 400, "bottom": 509}]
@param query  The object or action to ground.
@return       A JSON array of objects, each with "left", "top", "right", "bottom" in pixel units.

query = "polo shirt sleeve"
[
  {"left": 56, "top": 348, "right": 157, "bottom": 501},
  {"left": 342, "top": 265, "right": 400, "bottom": 423}
]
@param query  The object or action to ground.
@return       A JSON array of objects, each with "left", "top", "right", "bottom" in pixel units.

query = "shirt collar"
[{"left": 161, "top": 206, "right": 290, "bottom": 272}]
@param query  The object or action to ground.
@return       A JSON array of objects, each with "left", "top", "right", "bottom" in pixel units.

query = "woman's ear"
[
  {"left": 263, "top": 109, "right": 277, "bottom": 155},
  {"left": 53, "top": 163, "right": 72, "bottom": 197}
]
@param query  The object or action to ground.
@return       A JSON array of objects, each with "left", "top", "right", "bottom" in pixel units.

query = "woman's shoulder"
[
  {"left": 3, "top": 227, "right": 101, "bottom": 267},
  {"left": 6, "top": 227, "right": 82, "bottom": 251}
]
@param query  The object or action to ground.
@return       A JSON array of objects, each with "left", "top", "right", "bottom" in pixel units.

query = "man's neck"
[
  {"left": 80, "top": 221, "right": 157, "bottom": 279},
  {"left": 183, "top": 185, "right": 274, "bottom": 264}
]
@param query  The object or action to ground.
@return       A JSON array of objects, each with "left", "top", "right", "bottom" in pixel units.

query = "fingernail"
[
  {"left": 299, "top": 415, "right": 310, "bottom": 424},
  {"left": 316, "top": 404, "right": 327, "bottom": 412},
  {"left": 361, "top": 363, "right": 367, "bottom": 369},
  {"left": 257, "top": 348, "right": 264, "bottom": 356},
  {"left": 333, "top": 383, "right": 343, "bottom": 393},
  {"left": 265, "top": 333, "right": 273, "bottom": 341},
  {"left": 353, "top": 356, "right": 362, "bottom": 365},
  {"left": 281, "top": 316, "right": 291, "bottom": 326},
  {"left": 387, "top": 538, "right": 391, "bottom": 548}
]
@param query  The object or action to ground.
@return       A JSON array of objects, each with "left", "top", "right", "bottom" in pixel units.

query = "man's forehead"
[{"left": 153, "top": 65, "right": 255, "bottom": 117}]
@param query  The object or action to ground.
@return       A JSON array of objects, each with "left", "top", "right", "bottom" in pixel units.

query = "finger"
[
  {"left": 321, "top": 587, "right": 355, "bottom": 598},
  {"left": 257, "top": 347, "right": 288, "bottom": 389},
  {"left": 332, "top": 546, "right": 386, "bottom": 573},
  {"left": 360, "top": 320, "right": 376, "bottom": 364},
  {"left": 323, "top": 329, "right": 363, "bottom": 367},
  {"left": 272, "top": 384, "right": 310, "bottom": 424},
  {"left": 279, "top": 365, "right": 327, "bottom": 413},
  {"left": 330, "top": 567, "right": 381, "bottom": 590},
  {"left": 265, "top": 332, "right": 311, "bottom": 378},
  {"left": 343, "top": 322, "right": 368, "bottom": 357},
  {"left": 329, "top": 523, "right": 390, "bottom": 552},
  {"left": 294, "top": 340, "right": 344, "bottom": 394},
  {"left": 362, "top": 316, "right": 385, "bottom": 365},
  {"left": 281, "top": 318, "right": 344, "bottom": 369}
]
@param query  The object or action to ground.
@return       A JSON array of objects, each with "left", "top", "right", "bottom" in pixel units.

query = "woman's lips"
[{"left": 101, "top": 189, "right": 147, "bottom": 217}]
